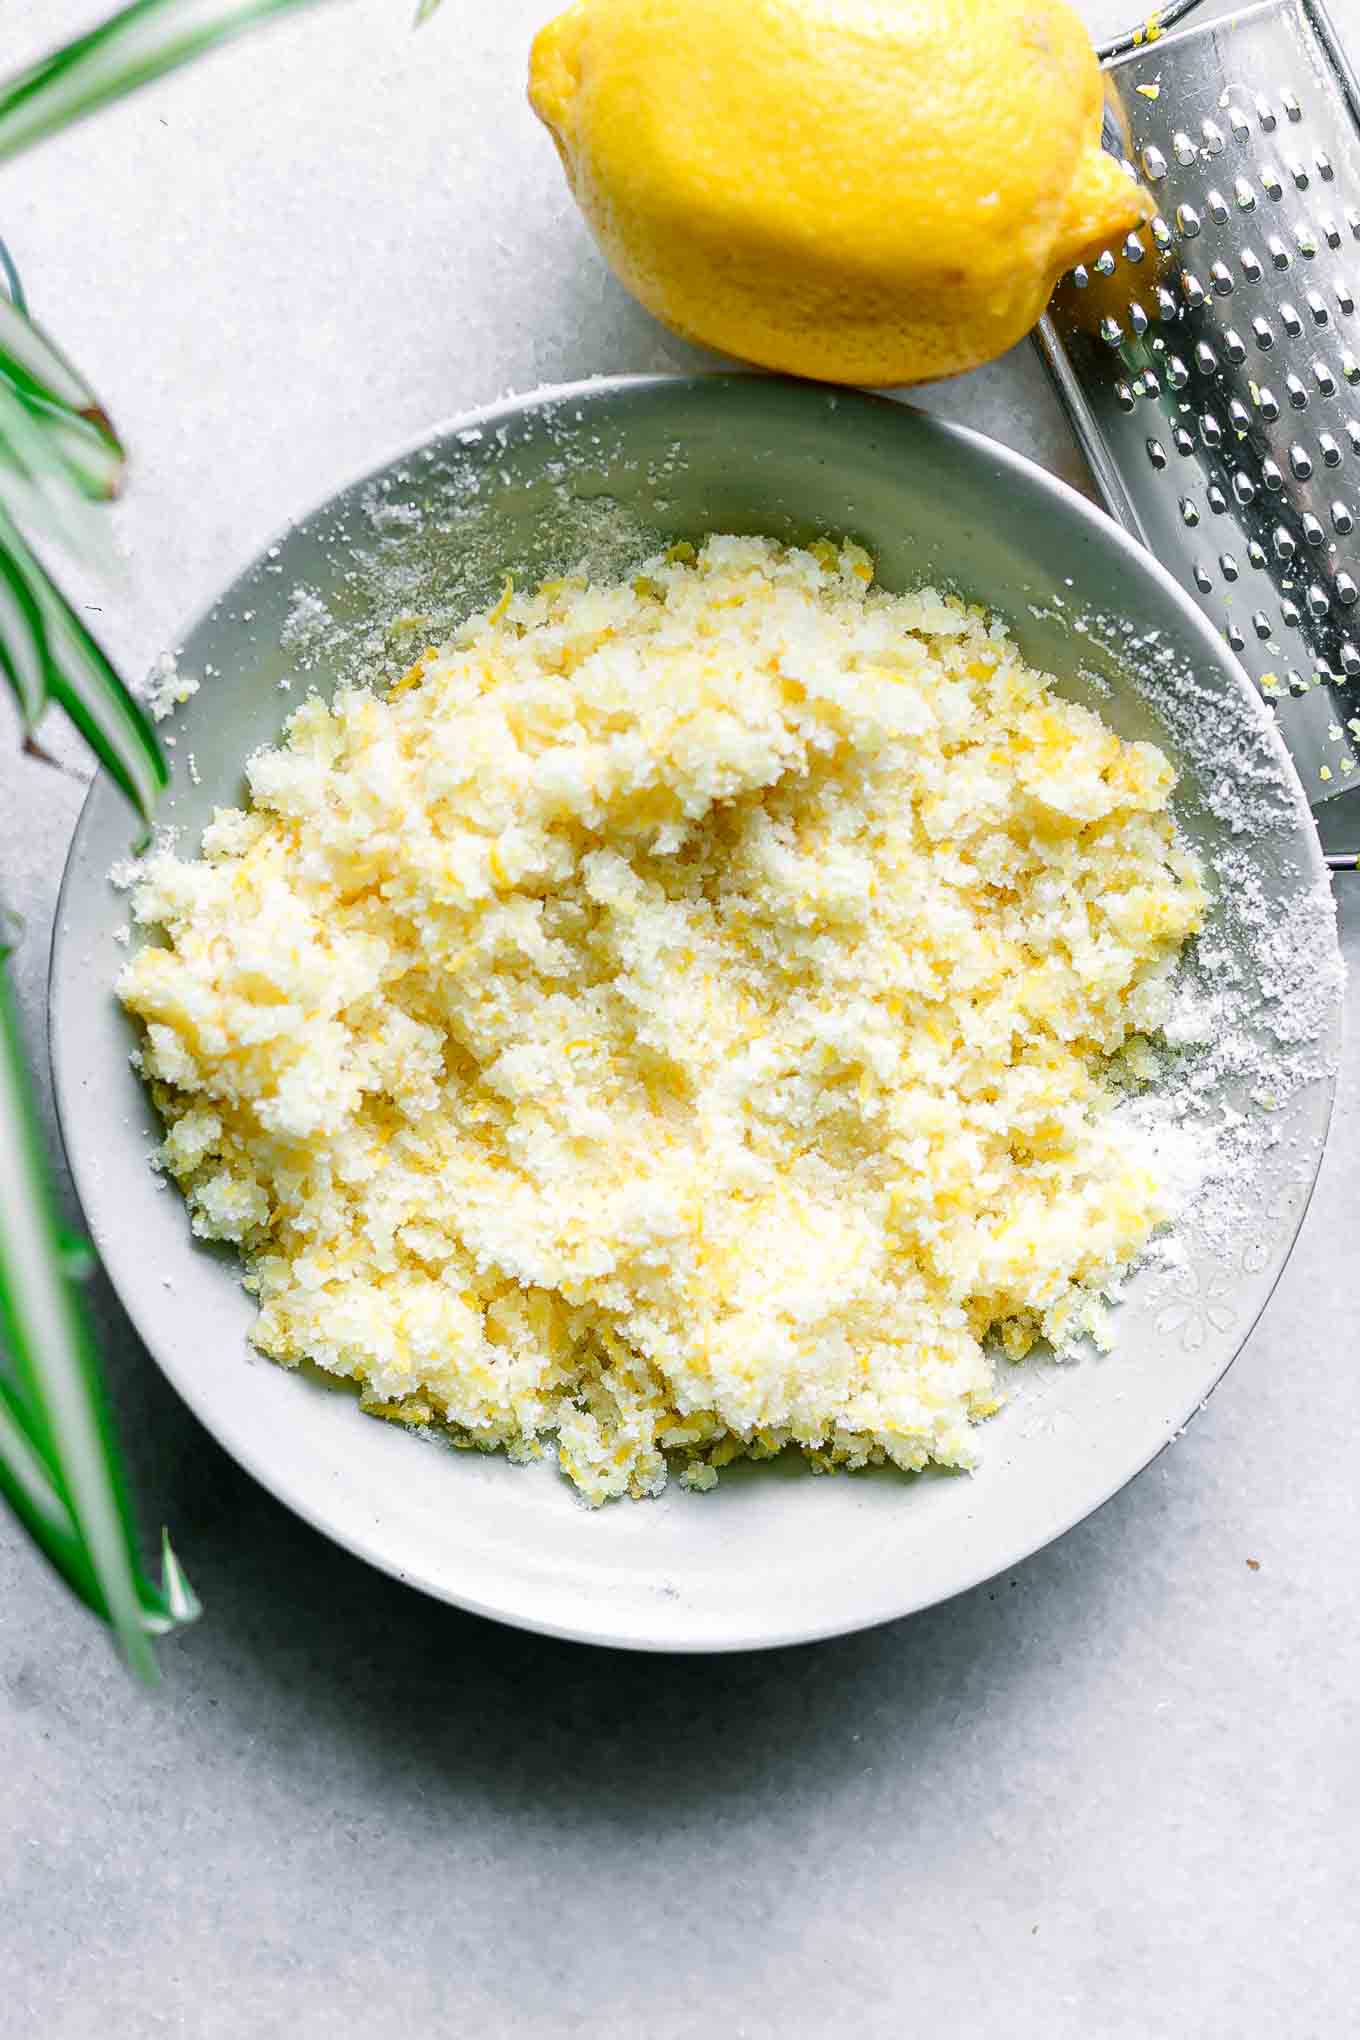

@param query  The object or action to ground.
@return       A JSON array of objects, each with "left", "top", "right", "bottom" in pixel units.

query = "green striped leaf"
[
  {"left": 0, "top": 276, "right": 155, "bottom": 808},
  {"left": 0, "top": 507, "right": 166, "bottom": 818},
  {"left": 0, "top": 967, "right": 199, "bottom": 1677},
  {"left": 0, "top": 290, "right": 119, "bottom": 429},
  {"left": 25, "top": 402, "right": 125, "bottom": 503},
  {"left": 0, "top": 1377, "right": 108, "bottom": 1620},
  {"left": 0, "top": 239, "right": 27, "bottom": 314},
  {"left": 0, "top": 372, "right": 117, "bottom": 565},
  {"left": 0, "top": 0, "right": 329, "bottom": 166},
  {"left": 0, "top": 262, "right": 124, "bottom": 503},
  {"left": 40, "top": 588, "right": 169, "bottom": 822},
  {"left": 0, "top": 537, "right": 49, "bottom": 722},
  {"left": 0, "top": 322, "right": 123, "bottom": 504}
]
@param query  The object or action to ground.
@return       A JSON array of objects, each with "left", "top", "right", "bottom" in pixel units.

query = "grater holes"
[
  {"left": 1342, "top": 643, "right": 1360, "bottom": 675},
  {"left": 1155, "top": 285, "right": 1178, "bottom": 321},
  {"left": 1343, "top": 350, "right": 1360, "bottom": 384},
  {"left": 1336, "top": 573, "right": 1358, "bottom": 606},
  {"left": 1262, "top": 457, "right": 1284, "bottom": 489},
  {"left": 1124, "top": 233, "right": 1146, "bottom": 263},
  {"left": 1200, "top": 412, "right": 1223, "bottom": 448},
  {"left": 1306, "top": 289, "right": 1329, "bottom": 324},
  {"left": 1142, "top": 145, "right": 1168, "bottom": 180},
  {"left": 1282, "top": 91, "right": 1301, "bottom": 122},
  {"left": 1228, "top": 398, "right": 1251, "bottom": 435},
  {"left": 1206, "top": 189, "right": 1229, "bottom": 225},
  {"left": 1234, "top": 176, "right": 1257, "bottom": 211},
  {"left": 1256, "top": 95, "right": 1276, "bottom": 132},
  {"left": 1302, "top": 513, "right": 1325, "bottom": 545},
  {"left": 1281, "top": 302, "right": 1303, "bottom": 336},
  {"left": 1332, "top": 502, "right": 1353, "bottom": 536},
  {"left": 1071, "top": 263, "right": 1089, "bottom": 288},
  {"left": 1223, "top": 329, "right": 1247, "bottom": 365},
  {"left": 1220, "top": 553, "right": 1240, "bottom": 582},
  {"left": 1172, "top": 130, "right": 1197, "bottom": 165},
  {"left": 1290, "top": 443, "right": 1313, "bottom": 478},
  {"left": 1228, "top": 105, "right": 1250, "bottom": 140},
  {"left": 1258, "top": 386, "right": 1281, "bottom": 421},
  {"left": 1247, "top": 542, "right": 1267, "bottom": 570},
  {"left": 1147, "top": 438, "right": 1167, "bottom": 470},
  {"left": 1181, "top": 270, "right": 1206, "bottom": 309},
  {"left": 1262, "top": 166, "right": 1284, "bottom": 200},
  {"left": 1282, "top": 600, "right": 1302, "bottom": 627},
  {"left": 1319, "top": 432, "right": 1341, "bottom": 466},
  {"left": 1151, "top": 215, "right": 1173, "bottom": 250},
  {"left": 1177, "top": 205, "right": 1202, "bottom": 238},
  {"left": 1347, "top": 206, "right": 1360, "bottom": 238},
  {"left": 1316, "top": 151, "right": 1334, "bottom": 182},
  {"left": 1305, "top": 583, "right": 1330, "bottom": 619},
  {"left": 1179, "top": 497, "right": 1199, "bottom": 527},
  {"left": 1194, "top": 340, "right": 1218, "bottom": 375},
  {"left": 1314, "top": 359, "right": 1337, "bottom": 395},
  {"left": 1095, "top": 249, "right": 1116, "bottom": 277},
  {"left": 1253, "top": 610, "right": 1273, "bottom": 638},
  {"left": 1201, "top": 119, "right": 1226, "bottom": 154},
  {"left": 1209, "top": 260, "right": 1233, "bottom": 295},
  {"left": 1274, "top": 524, "right": 1296, "bottom": 560},
  {"left": 1337, "top": 279, "right": 1355, "bottom": 314},
  {"left": 1174, "top": 426, "right": 1196, "bottom": 457},
  {"left": 1232, "top": 469, "right": 1256, "bottom": 504},
  {"left": 1267, "top": 233, "right": 1290, "bottom": 268},
  {"left": 1348, "top": 420, "right": 1360, "bottom": 456},
  {"left": 1099, "top": 316, "right": 1122, "bottom": 347},
  {"left": 1286, "top": 154, "right": 1309, "bottom": 189},
  {"left": 1241, "top": 247, "right": 1263, "bottom": 282},
  {"left": 1227, "top": 622, "right": 1246, "bottom": 651},
  {"left": 1129, "top": 302, "right": 1149, "bottom": 337},
  {"left": 1167, "top": 353, "right": 1189, "bottom": 390},
  {"left": 1193, "top": 563, "right": 1213, "bottom": 592},
  {"left": 1323, "top": 216, "right": 1342, "bottom": 249},
  {"left": 1285, "top": 372, "right": 1308, "bottom": 408},
  {"left": 1253, "top": 316, "right": 1275, "bottom": 348},
  {"left": 1116, "top": 381, "right": 1135, "bottom": 412}
]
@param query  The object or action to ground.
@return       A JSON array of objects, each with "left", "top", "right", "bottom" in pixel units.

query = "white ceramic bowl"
[{"left": 51, "top": 376, "right": 1341, "bottom": 1650}]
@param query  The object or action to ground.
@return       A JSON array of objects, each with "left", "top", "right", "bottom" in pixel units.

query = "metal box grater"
[{"left": 1038, "top": 0, "right": 1360, "bottom": 866}]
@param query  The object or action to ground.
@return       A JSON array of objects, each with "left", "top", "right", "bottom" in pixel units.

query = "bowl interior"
[{"left": 51, "top": 376, "right": 1341, "bottom": 1650}]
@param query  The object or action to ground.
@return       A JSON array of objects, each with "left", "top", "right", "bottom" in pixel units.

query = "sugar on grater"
[{"left": 1038, "top": 0, "right": 1360, "bottom": 867}]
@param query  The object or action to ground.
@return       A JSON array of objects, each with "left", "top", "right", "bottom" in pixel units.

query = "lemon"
[{"left": 529, "top": 0, "right": 1148, "bottom": 385}]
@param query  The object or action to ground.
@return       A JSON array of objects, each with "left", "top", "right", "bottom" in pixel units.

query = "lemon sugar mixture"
[{"left": 120, "top": 537, "right": 1206, "bottom": 1502}]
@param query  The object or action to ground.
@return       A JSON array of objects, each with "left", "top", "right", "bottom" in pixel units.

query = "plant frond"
[
  {"left": 0, "top": 968, "right": 199, "bottom": 1677},
  {"left": 0, "top": 0, "right": 329, "bottom": 166},
  {"left": 0, "top": 503, "right": 166, "bottom": 819}
]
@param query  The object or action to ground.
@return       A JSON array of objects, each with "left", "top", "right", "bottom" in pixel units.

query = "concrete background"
[{"left": 0, "top": 3, "right": 1355, "bottom": 2034}]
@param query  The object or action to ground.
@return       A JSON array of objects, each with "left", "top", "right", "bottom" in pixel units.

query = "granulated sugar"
[{"left": 120, "top": 536, "right": 1220, "bottom": 1501}]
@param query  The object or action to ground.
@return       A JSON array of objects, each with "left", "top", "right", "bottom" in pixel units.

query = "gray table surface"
[{"left": 1, "top": 3, "right": 1356, "bottom": 2035}]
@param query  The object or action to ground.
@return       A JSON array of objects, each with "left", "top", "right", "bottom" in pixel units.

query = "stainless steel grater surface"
[{"left": 1038, "top": 0, "right": 1360, "bottom": 866}]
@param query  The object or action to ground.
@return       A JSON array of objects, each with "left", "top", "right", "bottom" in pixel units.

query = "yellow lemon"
[{"left": 529, "top": 0, "right": 1149, "bottom": 385}]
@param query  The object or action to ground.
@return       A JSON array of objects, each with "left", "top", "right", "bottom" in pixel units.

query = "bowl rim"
[{"left": 49, "top": 371, "right": 1341, "bottom": 1651}]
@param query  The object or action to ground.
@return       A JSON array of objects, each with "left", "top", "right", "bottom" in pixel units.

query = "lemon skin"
[{"left": 530, "top": 0, "right": 1149, "bottom": 385}]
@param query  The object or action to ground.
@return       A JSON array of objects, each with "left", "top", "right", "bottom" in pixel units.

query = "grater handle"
[{"left": 1098, "top": 1, "right": 1204, "bottom": 65}]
